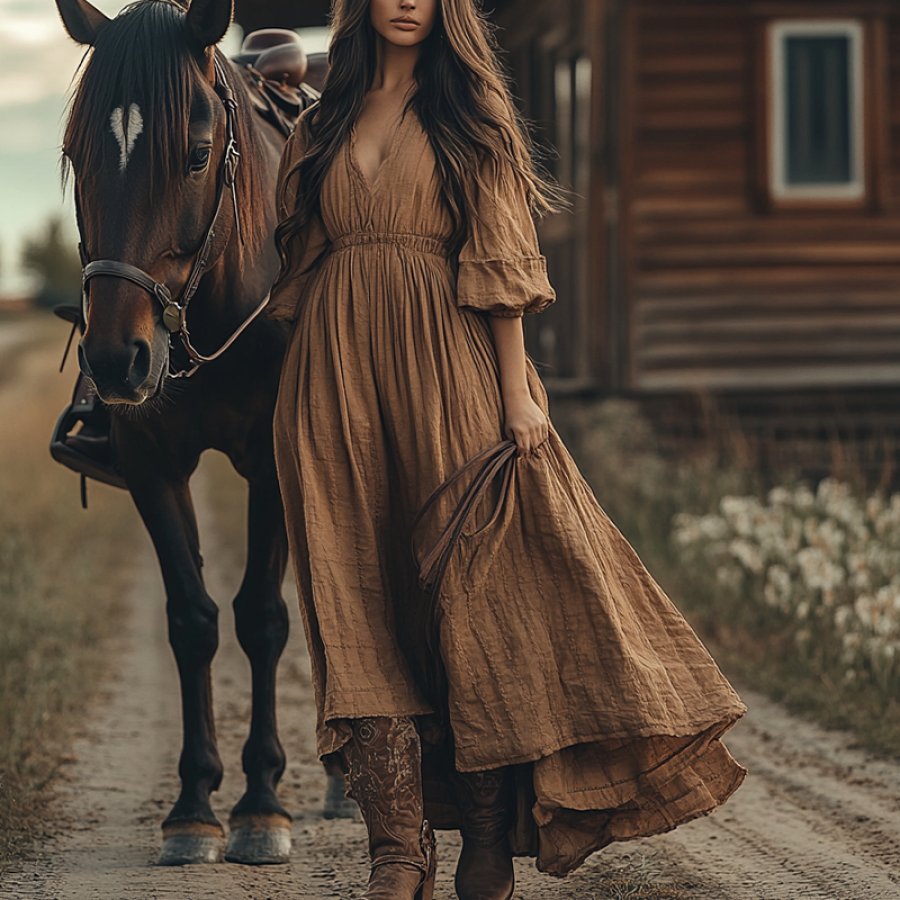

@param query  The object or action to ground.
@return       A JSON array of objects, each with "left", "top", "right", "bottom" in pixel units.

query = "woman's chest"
[{"left": 318, "top": 116, "right": 453, "bottom": 239}]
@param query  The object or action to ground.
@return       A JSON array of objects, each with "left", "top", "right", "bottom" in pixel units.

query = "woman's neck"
[{"left": 370, "top": 38, "right": 419, "bottom": 93}]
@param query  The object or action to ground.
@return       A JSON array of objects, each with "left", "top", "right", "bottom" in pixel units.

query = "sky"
[{"left": 0, "top": 1, "right": 329, "bottom": 296}]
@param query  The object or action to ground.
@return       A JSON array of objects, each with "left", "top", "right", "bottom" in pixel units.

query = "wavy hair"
[{"left": 274, "top": 0, "right": 571, "bottom": 279}]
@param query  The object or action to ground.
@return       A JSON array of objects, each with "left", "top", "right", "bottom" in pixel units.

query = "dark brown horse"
[{"left": 55, "top": 0, "right": 308, "bottom": 865}]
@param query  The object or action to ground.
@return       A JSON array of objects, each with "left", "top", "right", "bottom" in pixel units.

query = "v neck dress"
[{"left": 268, "top": 103, "right": 747, "bottom": 876}]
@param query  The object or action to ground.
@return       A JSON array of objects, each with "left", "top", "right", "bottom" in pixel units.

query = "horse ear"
[
  {"left": 184, "top": 0, "right": 234, "bottom": 50},
  {"left": 55, "top": 0, "right": 111, "bottom": 46}
]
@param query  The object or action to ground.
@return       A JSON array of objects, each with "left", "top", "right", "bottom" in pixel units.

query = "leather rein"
[
  {"left": 410, "top": 439, "right": 519, "bottom": 650},
  {"left": 70, "top": 55, "right": 270, "bottom": 379}
]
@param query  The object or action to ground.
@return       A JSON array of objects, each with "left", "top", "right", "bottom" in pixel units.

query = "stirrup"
[
  {"left": 50, "top": 390, "right": 127, "bottom": 491},
  {"left": 49, "top": 305, "right": 127, "bottom": 504}
]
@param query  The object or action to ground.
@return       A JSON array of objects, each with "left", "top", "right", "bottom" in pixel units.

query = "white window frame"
[{"left": 768, "top": 19, "right": 865, "bottom": 201}]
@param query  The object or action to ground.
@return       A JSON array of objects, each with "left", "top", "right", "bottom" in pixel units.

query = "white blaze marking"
[{"left": 109, "top": 103, "right": 144, "bottom": 172}]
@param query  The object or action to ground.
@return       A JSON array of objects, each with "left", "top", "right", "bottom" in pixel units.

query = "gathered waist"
[{"left": 330, "top": 231, "right": 451, "bottom": 258}]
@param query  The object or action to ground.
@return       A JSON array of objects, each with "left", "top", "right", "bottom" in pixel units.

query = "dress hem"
[
  {"left": 534, "top": 761, "right": 749, "bottom": 877},
  {"left": 450, "top": 702, "right": 747, "bottom": 773},
  {"left": 314, "top": 699, "right": 746, "bottom": 769}
]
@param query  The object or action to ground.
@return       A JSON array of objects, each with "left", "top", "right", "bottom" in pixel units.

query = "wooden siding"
[{"left": 625, "top": 1, "right": 900, "bottom": 393}]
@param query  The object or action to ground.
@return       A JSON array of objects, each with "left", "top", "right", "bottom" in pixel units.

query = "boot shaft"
[
  {"left": 452, "top": 767, "right": 515, "bottom": 900},
  {"left": 341, "top": 716, "right": 435, "bottom": 898},
  {"left": 453, "top": 767, "right": 515, "bottom": 848}
]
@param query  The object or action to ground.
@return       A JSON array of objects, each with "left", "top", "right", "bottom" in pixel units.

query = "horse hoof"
[
  {"left": 225, "top": 813, "right": 292, "bottom": 865},
  {"left": 322, "top": 772, "right": 360, "bottom": 820},
  {"left": 158, "top": 822, "right": 225, "bottom": 865}
]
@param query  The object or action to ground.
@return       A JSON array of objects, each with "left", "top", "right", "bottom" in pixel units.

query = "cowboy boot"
[
  {"left": 342, "top": 717, "right": 437, "bottom": 900},
  {"left": 453, "top": 767, "right": 515, "bottom": 900}
]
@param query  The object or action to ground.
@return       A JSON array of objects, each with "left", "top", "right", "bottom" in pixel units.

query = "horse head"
[{"left": 57, "top": 0, "right": 260, "bottom": 404}]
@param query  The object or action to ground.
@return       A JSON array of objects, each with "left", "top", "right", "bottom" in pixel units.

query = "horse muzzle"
[{"left": 78, "top": 334, "right": 161, "bottom": 405}]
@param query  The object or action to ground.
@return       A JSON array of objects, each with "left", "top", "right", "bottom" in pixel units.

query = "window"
[{"left": 768, "top": 20, "right": 864, "bottom": 201}]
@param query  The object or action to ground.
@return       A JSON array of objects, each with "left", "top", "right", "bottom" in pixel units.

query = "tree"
[{"left": 20, "top": 216, "right": 82, "bottom": 310}]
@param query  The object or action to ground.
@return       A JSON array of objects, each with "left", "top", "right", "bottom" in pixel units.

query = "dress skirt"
[{"left": 269, "top": 103, "right": 747, "bottom": 875}]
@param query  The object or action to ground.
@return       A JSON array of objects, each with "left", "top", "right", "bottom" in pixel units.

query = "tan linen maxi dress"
[{"left": 269, "top": 103, "right": 748, "bottom": 876}]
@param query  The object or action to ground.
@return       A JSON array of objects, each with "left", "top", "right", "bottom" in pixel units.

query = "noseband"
[{"left": 73, "top": 55, "right": 270, "bottom": 379}]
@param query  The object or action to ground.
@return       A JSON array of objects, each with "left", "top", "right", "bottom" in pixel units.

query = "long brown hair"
[{"left": 274, "top": 0, "right": 571, "bottom": 279}]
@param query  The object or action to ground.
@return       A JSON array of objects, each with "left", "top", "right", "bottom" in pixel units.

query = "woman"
[{"left": 268, "top": 0, "right": 748, "bottom": 897}]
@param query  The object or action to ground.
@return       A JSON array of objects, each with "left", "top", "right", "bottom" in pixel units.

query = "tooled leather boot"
[
  {"left": 342, "top": 717, "right": 437, "bottom": 900},
  {"left": 453, "top": 767, "right": 515, "bottom": 900}
]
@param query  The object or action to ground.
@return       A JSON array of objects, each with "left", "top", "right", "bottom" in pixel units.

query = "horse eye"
[{"left": 189, "top": 145, "right": 212, "bottom": 173}]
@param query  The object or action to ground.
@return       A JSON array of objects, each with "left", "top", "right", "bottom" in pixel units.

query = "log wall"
[{"left": 625, "top": 0, "right": 900, "bottom": 393}]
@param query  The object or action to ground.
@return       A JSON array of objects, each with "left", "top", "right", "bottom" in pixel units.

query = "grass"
[
  {"left": 568, "top": 396, "right": 900, "bottom": 760},
  {"left": 0, "top": 313, "right": 140, "bottom": 871}
]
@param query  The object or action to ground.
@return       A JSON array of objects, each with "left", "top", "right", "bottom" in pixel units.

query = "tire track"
[{"left": 650, "top": 690, "right": 900, "bottom": 899}]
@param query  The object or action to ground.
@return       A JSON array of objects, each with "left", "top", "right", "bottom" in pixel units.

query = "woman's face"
[{"left": 369, "top": 0, "right": 437, "bottom": 47}]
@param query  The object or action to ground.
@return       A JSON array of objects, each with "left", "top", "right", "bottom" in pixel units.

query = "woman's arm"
[
  {"left": 454, "top": 153, "right": 555, "bottom": 453},
  {"left": 267, "top": 108, "right": 331, "bottom": 323},
  {"left": 489, "top": 314, "right": 549, "bottom": 455}
]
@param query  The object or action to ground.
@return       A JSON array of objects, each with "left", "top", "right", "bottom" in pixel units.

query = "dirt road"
[{"left": 3, "top": 455, "right": 900, "bottom": 899}]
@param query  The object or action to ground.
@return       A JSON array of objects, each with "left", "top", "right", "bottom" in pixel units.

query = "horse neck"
[
  {"left": 188, "top": 79, "right": 282, "bottom": 350},
  {"left": 185, "top": 223, "right": 277, "bottom": 354}
]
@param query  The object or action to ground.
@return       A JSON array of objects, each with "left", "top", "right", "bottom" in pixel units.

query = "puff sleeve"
[
  {"left": 266, "top": 110, "right": 331, "bottom": 323},
  {"left": 455, "top": 156, "right": 556, "bottom": 317}
]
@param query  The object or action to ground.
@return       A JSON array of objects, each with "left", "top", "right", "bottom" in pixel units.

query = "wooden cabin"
[
  {"left": 492, "top": 0, "right": 900, "bottom": 405},
  {"left": 236, "top": 2, "right": 900, "bottom": 471}
]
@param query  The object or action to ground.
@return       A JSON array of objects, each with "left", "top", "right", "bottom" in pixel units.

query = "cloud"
[
  {"left": 0, "top": 2, "right": 95, "bottom": 108},
  {"left": 0, "top": 1, "right": 122, "bottom": 279},
  {"left": 0, "top": 0, "right": 297, "bottom": 279}
]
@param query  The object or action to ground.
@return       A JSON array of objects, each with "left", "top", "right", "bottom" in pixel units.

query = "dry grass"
[{"left": 0, "top": 314, "right": 139, "bottom": 871}]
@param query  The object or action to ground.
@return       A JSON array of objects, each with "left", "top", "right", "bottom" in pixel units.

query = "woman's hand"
[
  {"left": 502, "top": 388, "right": 549, "bottom": 456},
  {"left": 486, "top": 314, "right": 548, "bottom": 454}
]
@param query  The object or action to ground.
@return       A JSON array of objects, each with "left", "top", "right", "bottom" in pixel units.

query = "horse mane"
[{"left": 60, "top": 0, "right": 269, "bottom": 259}]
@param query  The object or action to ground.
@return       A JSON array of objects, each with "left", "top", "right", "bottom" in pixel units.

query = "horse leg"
[
  {"left": 128, "top": 473, "right": 225, "bottom": 865},
  {"left": 225, "top": 470, "right": 292, "bottom": 865}
]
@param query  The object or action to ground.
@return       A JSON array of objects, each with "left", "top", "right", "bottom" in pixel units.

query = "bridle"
[{"left": 71, "top": 54, "right": 270, "bottom": 380}]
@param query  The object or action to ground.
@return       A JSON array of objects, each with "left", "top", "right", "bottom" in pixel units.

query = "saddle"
[
  {"left": 231, "top": 29, "right": 321, "bottom": 139},
  {"left": 50, "top": 29, "right": 321, "bottom": 507}
]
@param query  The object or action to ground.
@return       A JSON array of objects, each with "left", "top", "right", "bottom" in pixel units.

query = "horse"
[{"left": 55, "top": 0, "right": 315, "bottom": 865}]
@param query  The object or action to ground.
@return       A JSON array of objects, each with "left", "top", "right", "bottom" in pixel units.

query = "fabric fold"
[
  {"left": 456, "top": 256, "right": 556, "bottom": 316},
  {"left": 455, "top": 153, "right": 557, "bottom": 316}
]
